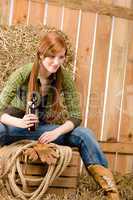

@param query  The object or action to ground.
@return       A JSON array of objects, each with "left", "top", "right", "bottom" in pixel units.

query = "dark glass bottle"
[{"left": 27, "top": 93, "right": 37, "bottom": 132}]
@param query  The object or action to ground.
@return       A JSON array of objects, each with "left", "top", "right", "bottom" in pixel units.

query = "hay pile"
[{"left": 0, "top": 24, "right": 74, "bottom": 92}]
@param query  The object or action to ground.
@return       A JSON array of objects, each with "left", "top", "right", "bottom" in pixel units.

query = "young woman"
[{"left": 0, "top": 31, "right": 119, "bottom": 199}]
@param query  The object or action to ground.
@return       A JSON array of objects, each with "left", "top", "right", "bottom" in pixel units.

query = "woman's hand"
[
  {"left": 38, "top": 120, "right": 75, "bottom": 144},
  {"left": 19, "top": 114, "right": 39, "bottom": 129},
  {"left": 38, "top": 131, "right": 61, "bottom": 144}
]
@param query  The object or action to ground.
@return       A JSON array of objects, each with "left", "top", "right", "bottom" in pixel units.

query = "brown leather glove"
[
  {"left": 33, "top": 143, "right": 59, "bottom": 165},
  {"left": 23, "top": 147, "right": 39, "bottom": 161}
]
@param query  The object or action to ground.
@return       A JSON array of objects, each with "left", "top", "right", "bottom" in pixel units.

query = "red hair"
[{"left": 27, "top": 31, "right": 67, "bottom": 121}]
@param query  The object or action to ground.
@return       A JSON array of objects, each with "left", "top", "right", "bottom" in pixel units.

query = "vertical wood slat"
[
  {"left": 87, "top": 14, "right": 112, "bottom": 139},
  {"left": 102, "top": 17, "right": 129, "bottom": 142},
  {"left": 116, "top": 154, "right": 133, "bottom": 174},
  {"left": 46, "top": 4, "right": 62, "bottom": 29},
  {"left": 0, "top": 0, "right": 10, "bottom": 25},
  {"left": 62, "top": 7, "right": 79, "bottom": 49},
  {"left": 75, "top": 11, "right": 96, "bottom": 127},
  {"left": 119, "top": 20, "right": 133, "bottom": 143},
  {"left": 28, "top": 0, "right": 45, "bottom": 25},
  {"left": 12, "top": 0, "right": 28, "bottom": 24}
]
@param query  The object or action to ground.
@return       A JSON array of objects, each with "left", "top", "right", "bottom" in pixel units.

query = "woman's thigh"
[
  {"left": 65, "top": 126, "right": 99, "bottom": 147},
  {"left": 64, "top": 126, "right": 108, "bottom": 167},
  {"left": 0, "top": 123, "right": 60, "bottom": 145}
]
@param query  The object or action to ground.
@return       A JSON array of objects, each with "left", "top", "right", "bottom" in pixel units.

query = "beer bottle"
[{"left": 27, "top": 93, "right": 37, "bottom": 131}]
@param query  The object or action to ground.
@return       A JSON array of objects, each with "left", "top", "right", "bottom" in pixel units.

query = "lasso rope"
[{"left": 0, "top": 140, "right": 72, "bottom": 200}]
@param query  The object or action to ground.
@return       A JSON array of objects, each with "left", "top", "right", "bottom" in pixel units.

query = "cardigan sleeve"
[{"left": 0, "top": 63, "right": 32, "bottom": 117}]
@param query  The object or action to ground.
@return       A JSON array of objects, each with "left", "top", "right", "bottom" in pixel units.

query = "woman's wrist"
[
  {"left": 53, "top": 120, "right": 74, "bottom": 136},
  {"left": 0, "top": 113, "right": 23, "bottom": 128},
  {"left": 17, "top": 118, "right": 25, "bottom": 128}
]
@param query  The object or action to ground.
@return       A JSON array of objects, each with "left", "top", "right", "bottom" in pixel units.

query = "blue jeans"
[{"left": 0, "top": 122, "right": 108, "bottom": 168}]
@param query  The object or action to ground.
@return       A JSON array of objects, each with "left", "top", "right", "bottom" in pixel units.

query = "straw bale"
[{"left": 0, "top": 24, "right": 74, "bottom": 92}]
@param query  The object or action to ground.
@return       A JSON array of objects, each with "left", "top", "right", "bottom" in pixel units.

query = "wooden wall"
[{"left": 0, "top": 0, "right": 133, "bottom": 174}]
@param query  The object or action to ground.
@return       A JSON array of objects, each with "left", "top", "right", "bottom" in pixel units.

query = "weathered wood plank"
[
  {"left": 27, "top": 186, "right": 76, "bottom": 194},
  {"left": 17, "top": 175, "right": 78, "bottom": 188},
  {"left": 119, "top": 20, "right": 133, "bottom": 143},
  {"left": 86, "top": 0, "right": 113, "bottom": 139},
  {"left": 46, "top": 4, "right": 62, "bottom": 29},
  {"left": 100, "top": 142, "right": 133, "bottom": 154},
  {"left": 28, "top": 0, "right": 45, "bottom": 25},
  {"left": 75, "top": 11, "right": 96, "bottom": 127},
  {"left": 51, "top": 176, "right": 78, "bottom": 188},
  {"left": 0, "top": 0, "right": 10, "bottom": 25},
  {"left": 113, "top": 0, "right": 132, "bottom": 8},
  {"left": 21, "top": 164, "right": 79, "bottom": 177},
  {"left": 101, "top": 17, "right": 130, "bottom": 142},
  {"left": 46, "top": 187, "right": 76, "bottom": 195},
  {"left": 116, "top": 154, "right": 133, "bottom": 174},
  {"left": 48, "top": 0, "right": 133, "bottom": 21},
  {"left": 87, "top": 14, "right": 112, "bottom": 139},
  {"left": 62, "top": 7, "right": 79, "bottom": 49},
  {"left": 21, "top": 150, "right": 80, "bottom": 166},
  {"left": 12, "top": 0, "right": 28, "bottom": 24}
]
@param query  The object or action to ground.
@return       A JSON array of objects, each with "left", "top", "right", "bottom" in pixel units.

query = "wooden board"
[
  {"left": 21, "top": 163, "right": 80, "bottom": 177},
  {"left": 0, "top": 0, "right": 10, "bottom": 25},
  {"left": 119, "top": 20, "right": 133, "bottom": 143},
  {"left": 63, "top": 7, "right": 79, "bottom": 49},
  {"left": 19, "top": 149, "right": 81, "bottom": 189},
  {"left": 116, "top": 154, "right": 133, "bottom": 174},
  {"left": 100, "top": 142, "right": 133, "bottom": 154},
  {"left": 102, "top": 17, "right": 129, "bottom": 142},
  {"left": 28, "top": 0, "right": 45, "bottom": 25},
  {"left": 17, "top": 175, "right": 78, "bottom": 188},
  {"left": 46, "top": 3, "right": 62, "bottom": 29},
  {"left": 12, "top": 0, "right": 28, "bottom": 24},
  {"left": 75, "top": 11, "right": 96, "bottom": 127},
  {"left": 87, "top": 14, "right": 112, "bottom": 139},
  {"left": 46, "top": 187, "right": 76, "bottom": 195},
  {"left": 23, "top": 186, "right": 76, "bottom": 195}
]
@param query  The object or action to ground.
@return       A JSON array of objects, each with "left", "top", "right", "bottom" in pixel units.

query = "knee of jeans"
[
  {"left": 73, "top": 127, "right": 97, "bottom": 143},
  {"left": 0, "top": 124, "right": 8, "bottom": 137}
]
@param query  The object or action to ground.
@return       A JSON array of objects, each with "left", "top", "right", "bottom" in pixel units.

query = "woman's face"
[{"left": 41, "top": 49, "right": 66, "bottom": 74}]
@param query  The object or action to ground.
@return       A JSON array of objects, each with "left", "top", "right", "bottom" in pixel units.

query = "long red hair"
[{"left": 27, "top": 31, "right": 67, "bottom": 119}]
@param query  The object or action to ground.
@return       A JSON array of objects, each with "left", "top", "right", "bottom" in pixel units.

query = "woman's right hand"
[{"left": 19, "top": 114, "right": 39, "bottom": 129}]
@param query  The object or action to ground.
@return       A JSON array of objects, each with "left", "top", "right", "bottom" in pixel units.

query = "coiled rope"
[{"left": 0, "top": 140, "right": 72, "bottom": 200}]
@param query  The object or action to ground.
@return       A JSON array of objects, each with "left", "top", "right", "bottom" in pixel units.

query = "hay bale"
[{"left": 0, "top": 24, "right": 74, "bottom": 92}]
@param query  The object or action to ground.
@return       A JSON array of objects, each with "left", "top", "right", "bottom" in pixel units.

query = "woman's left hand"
[{"left": 38, "top": 131, "right": 61, "bottom": 144}]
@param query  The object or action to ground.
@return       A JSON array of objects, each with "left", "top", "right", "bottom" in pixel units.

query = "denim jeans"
[{"left": 0, "top": 122, "right": 108, "bottom": 168}]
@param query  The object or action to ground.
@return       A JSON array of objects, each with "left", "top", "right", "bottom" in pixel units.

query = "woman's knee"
[
  {"left": 66, "top": 126, "right": 98, "bottom": 148},
  {"left": 0, "top": 123, "right": 8, "bottom": 136},
  {"left": 71, "top": 127, "right": 108, "bottom": 167},
  {"left": 72, "top": 126, "right": 97, "bottom": 144},
  {"left": 0, "top": 124, "right": 10, "bottom": 145}
]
